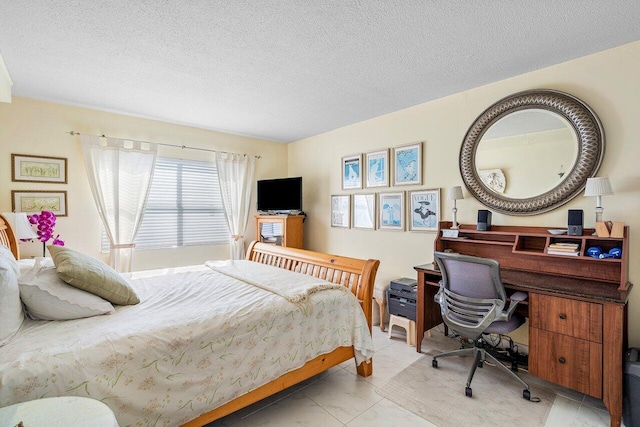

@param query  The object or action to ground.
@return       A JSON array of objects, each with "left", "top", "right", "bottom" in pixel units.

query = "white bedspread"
[{"left": 0, "top": 262, "right": 374, "bottom": 426}]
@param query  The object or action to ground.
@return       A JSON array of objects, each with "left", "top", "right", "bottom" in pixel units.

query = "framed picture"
[
  {"left": 11, "top": 154, "right": 68, "bottom": 184},
  {"left": 331, "top": 194, "right": 350, "bottom": 228},
  {"left": 365, "top": 149, "right": 389, "bottom": 188},
  {"left": 11, "top": 190, "right": 68, "bottom": 217},
  {"left": 409, "top": 189, "right": 440, "bottom": 231},
  {"left": 341, "top": 154, "right": 362, "bottom": 190},
  {"left": 352, "top": 193, "right": 376, "bottom": 229},
  {"left": 393, "top": 142, "right": 422, "bottom": 186},
  {"left": 378, "top": 191, "right": 405, "bottom": 231}
]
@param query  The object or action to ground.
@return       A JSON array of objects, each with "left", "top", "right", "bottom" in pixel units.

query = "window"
[{"left": 102, "top": 157, "right": 228, "bottom": 251}]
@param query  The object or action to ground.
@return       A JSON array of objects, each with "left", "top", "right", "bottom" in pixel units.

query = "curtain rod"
[{"left": 67, "top": 131, "right": 261, "bottom": 159}]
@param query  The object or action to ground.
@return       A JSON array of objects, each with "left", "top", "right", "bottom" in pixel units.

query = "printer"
[{"left": 386, "top": 277, "right": 417, "bottom": 321}]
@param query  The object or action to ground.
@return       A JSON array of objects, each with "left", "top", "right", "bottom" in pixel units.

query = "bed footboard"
[{"left": 183, "top": 242, "right": 379, "bottom": 427}]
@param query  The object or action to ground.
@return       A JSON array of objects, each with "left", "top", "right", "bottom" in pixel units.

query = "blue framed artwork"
[
  {"left": 378, "top": 191, "right": 404, "bottom": 231},
  {"left": 409, "top": 189, "right": 440, "bottom": 231},
  {"left": 341, "top": 154, "right": 362, "bottom": 190},
  {"left": 393, "top": 142, "right": 422, "bottom": 186},
  {"left": 365, "top": 149, "right": 389, "bottom": 188}
]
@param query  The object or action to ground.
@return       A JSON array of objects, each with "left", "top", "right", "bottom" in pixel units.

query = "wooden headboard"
[
  {"left": 246, "top": 241, "right": 379, "bottom": 330},
  {"left": 0, "top": 214, "right": 19, "bottom": 259}
]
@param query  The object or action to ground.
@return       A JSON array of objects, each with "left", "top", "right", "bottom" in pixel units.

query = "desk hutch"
[{"left": 415, "top": 221, "right": 632, "bottom": 427}]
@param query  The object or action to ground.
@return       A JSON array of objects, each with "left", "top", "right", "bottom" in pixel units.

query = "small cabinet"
[{"left": 255, "top": 215, "right": 303, "bottom": 249}]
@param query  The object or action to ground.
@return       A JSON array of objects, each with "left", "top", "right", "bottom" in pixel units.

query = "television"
[{"left": 257, "top": 177, "right": 303, "bottom": 213}]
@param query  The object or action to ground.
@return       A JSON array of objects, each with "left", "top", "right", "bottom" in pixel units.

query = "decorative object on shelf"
[
  {"left": 392, "top": 142, "right": 422, "bottom": 186},
  {"left": 341, "top": 154, "right": 362, "bottom": 190},
  {"left": 409, "top": 189, "right": 440, "bottom": 232},
  {"left": 11, "top": 154, "right": 67, "bottom": 184},
  {"left": 586, "top": 246, "right": 603, "bottom": 259},
  {"left": 478, "top": 169, "right": 506, "bottom": 193},
  {"left": 365, "top": 149, "right": 389, "bottom": 188},
  {"left": 446, "top": 186, "right": 464, "bottom": 230},
  {"left": 1, "top": 212, "right": 39, "bottom": 242},
  {"left": 378, "top": 192, "right": 405, "bottom": 230},
  {"left": 11, "top": 190, "right": 68, "bottom": 217},
  {"left": 330, "top": 194, "right": 351, "bottom": 228},
  {"left": 547, "top": 229, "right": 567, "bottom": 235},
  {"left": 584, "top": 177, "right": 613, "bottom": 223},
  {"left": 610, "top": 221, "right": 625, "bottom": 238},
  {"left": 27, "top": 210, "right": 65, "bottom": 256},
  {"left": 352, "top": 194, "right": 376, "bottom": 229}
]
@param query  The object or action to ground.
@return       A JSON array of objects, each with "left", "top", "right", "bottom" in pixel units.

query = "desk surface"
[{"left": 415, "top": 263, "right": 631, "bottom": 305}]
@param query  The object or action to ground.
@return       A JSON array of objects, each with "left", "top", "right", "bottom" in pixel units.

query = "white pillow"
[
  {"left": 19, "top": 261, "right": 115, "bottom": 320},
  {"left": 0, "top": 245, "right": 23, "bottom": 345}
]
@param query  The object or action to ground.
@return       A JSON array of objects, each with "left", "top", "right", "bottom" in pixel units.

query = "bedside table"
[{"left": 0, "top": 396, "right": 119, "bottom": 426}]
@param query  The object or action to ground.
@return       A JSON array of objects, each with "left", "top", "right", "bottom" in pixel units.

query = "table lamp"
[
  {"left": 2, "top": 212, "right": 38, "bottom": 258},
  {"left": 447, "top": 186, "right": 464, "bottom": 229},
  {"left": 584, "top": 177, "right": 613, "bottom": 223}
]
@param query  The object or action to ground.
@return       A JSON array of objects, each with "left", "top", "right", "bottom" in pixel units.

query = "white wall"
[
  {"left": 0, "top": 97, "right": 287, "bottom": 269},
  {"left": 288, "top": 40, "right": 640, "bottom": 346}
]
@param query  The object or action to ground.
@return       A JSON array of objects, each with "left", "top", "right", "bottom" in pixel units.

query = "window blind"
[{"left": 101, "top": 157, "right": 228, "bottom": 251}]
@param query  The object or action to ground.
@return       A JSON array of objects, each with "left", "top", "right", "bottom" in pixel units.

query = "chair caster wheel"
[
  {"left": 511, "top": 361, "right": 518, "bottom": 372},
  {"left": 477, "top": 360, "right": 483, "bottom": 368},
  {"left": 465, "top": 387, "right": 472, "bottom": 397},
  {"left": 523, "top": 389, "right": 531, "bottom": 400},
  {"left": 432, "top": 359, "right": 438, "bottom": 368}
]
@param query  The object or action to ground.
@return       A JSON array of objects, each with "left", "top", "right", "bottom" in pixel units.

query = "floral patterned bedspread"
[{"left": 0, "top": 263, "right": 374, "bottom": 426}]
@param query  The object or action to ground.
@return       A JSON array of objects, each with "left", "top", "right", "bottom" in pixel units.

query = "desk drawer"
[
  {"left": 530, "top": 293, "right": 602, "bottom": 342},
  {"left": 529, "top": 328, "right": 602, "bottom": 398}
]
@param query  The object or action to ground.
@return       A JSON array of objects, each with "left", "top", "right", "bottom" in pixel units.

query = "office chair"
[{"left": 432, "top": 251, "right": 533, "bottom": 400}]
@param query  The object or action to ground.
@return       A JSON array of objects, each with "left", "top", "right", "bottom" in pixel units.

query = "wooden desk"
[{"left": 415, "top": 222, "right": 632, "bottom": 427}]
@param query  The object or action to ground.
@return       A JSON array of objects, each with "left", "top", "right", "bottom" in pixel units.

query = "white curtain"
[
  {"left": 215, "top": 153, "right": 255, "bottom": 259},
  {"left": 81, "top": 135, "right": 157, "bottom": 272}
]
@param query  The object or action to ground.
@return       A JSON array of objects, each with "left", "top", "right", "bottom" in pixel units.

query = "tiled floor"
[{"left": 208, "top": 325, "right": 613, "bottom": 426}]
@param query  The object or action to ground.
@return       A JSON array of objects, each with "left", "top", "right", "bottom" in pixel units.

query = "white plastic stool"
[{"left": 388, "top": 314, "right": 416, "bottom": 346}]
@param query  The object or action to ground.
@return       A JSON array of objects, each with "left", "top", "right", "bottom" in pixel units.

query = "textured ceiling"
[{"left": 1, "top": 1, "right": 639, "bottom": 143}]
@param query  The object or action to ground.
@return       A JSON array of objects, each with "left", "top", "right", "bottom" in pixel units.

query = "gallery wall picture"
[
  {"left": 331, "top": 194, "right": 350, "bottom": 228},
  {"left": 378, "top": 191, "right": 404, "bottom": 231},
  {"left": 341, "top": 154, "right": 363, "bottom": 190},
  {"left": 392, "top": 142, "right": 422, "bottom": 186},
  {"left": 409, "top": 189, "right": 440, "bottom": 231},
  {"left": 365, "top": 149, "right": 389, "bottom": 188},
  {"left": 352, "top": 193, "right": 376, "bottom": 229},
  {"left": 12, "top": 154, "right": 68, "bottom": 184}
]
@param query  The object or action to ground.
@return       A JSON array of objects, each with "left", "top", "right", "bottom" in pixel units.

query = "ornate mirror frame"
[{"left": 459, "top": 89, "right": 605, "bottom": 215}]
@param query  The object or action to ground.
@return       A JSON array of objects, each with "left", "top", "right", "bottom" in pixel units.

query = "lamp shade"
[
  {"left": 584, "top": 177, "right": 613, "bottom": 197},
  {"left": 447, "top": 186, "right": 464, "bottom": 200},
  {"left": 2, "top": 212, "right": 38, "bottom": 240}
]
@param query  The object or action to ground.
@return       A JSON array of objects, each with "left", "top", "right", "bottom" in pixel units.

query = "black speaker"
[
  {"left": 568, "top": 209, "right": 583, "bottom": 236},
  {"left": 477, "top": 210, "right": 492, "bottom": 231}
]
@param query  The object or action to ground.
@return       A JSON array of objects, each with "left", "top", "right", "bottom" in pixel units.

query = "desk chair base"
[{"left": 432, "top": 340, "right": 531, "bottom": 400}]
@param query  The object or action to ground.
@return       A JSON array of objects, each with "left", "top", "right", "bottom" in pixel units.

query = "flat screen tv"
[{"left": 257, "top": 177, "right": 302, "bottom": 212}]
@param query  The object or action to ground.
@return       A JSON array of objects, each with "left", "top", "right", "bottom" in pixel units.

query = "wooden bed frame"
[
  {"left": 0, "top": 215, "right": 379, "bottom": 427},
  {"left": 182, "top": 241, "right": 379, "bottom": 426}
]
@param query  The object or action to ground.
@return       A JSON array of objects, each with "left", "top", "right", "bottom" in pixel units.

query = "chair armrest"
[{"left": 505, "top": 291, "right": 528, "bottom": 317}]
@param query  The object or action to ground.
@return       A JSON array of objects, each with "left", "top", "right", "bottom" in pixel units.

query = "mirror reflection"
[{"left": 475, "top": 109, "right": 578, "bottom": 199}]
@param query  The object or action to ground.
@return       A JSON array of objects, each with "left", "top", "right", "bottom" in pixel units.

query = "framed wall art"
[
  {"left": 409, "top": 189, "right": 440, "bottom": 231},
  {"left": 378, "top": 191, "right": 404, "bottom": 231},
  {"left": 365, "top": 149, "right": 389, "bottom": 188},
  {"left": 12, "top": 154, "right": 68, "bottom": 184},
  {"left": 352, "top": 193, "right": 376, "bottom": 229},
  {"left": 392, "top": 142, "right": 422, "bottom": 186},
  {"left": 11, "top": 190, "right": 68, "bottom": 217},
  {"left": 341, "top": 154, "right": 362, "bottom": 190},
  {"left": 331, "top": 194, "right": 350, "bottom": 228}
]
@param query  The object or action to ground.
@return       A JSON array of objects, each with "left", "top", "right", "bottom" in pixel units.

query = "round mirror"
[{"left": 460, "top": 90, "right": 604, "bottom": 215}]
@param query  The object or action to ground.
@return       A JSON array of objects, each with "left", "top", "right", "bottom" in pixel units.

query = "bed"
[{"left": 0, "top": 214, "right": 379, "bottom": 426}]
